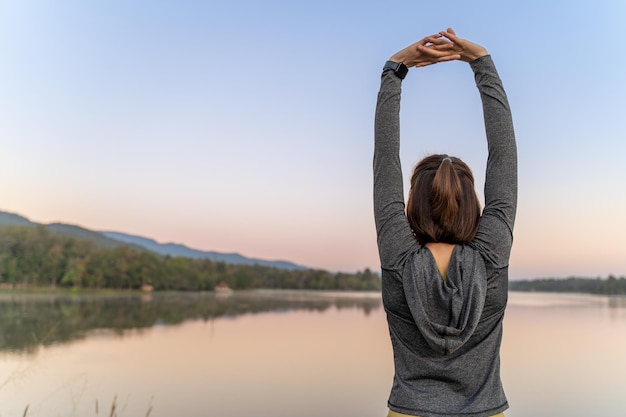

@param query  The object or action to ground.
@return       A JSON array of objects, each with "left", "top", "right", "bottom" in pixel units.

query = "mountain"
[
  {"left": 0, "top": 211, "right": 144, "bottom": 250},
  {"left": 0, "top": 211, "right": 35, "bottom": 226},
  {"left": 46, "top": 223, "right": 143, "bottom": 250},
  {"left": 101, "top": 231, "right": 306, "bottom": 270},
  {"left": 0, "top": 210, "right": 307, "bottom": 271}
]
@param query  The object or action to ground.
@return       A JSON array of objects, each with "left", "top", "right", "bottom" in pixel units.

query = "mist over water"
[{"left": 0, "top": 291, "right": 624, "bottom": 416}]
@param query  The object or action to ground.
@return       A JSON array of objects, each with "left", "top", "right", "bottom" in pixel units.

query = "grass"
[{"left": 20, "top": 396, "right": 153, "bottom": 417}]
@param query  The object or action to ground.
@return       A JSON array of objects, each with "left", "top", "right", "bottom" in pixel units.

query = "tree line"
[
  {"left": 0, "top": 225, "right": 381, "bottom": 291},
  {"left": 509, "top": 276, "right": 626, "bottom": 295}
]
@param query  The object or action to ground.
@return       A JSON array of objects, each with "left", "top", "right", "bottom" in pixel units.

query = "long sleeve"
[
  {"left": 469, "top": 55, "right": 518, "bottom": 267},
  {"left": 373, "top": 70, "right": 418, "bottom": 270}
]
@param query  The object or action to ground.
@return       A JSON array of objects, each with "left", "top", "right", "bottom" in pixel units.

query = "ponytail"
[{"left": 431, "top": 156, "right": 462, "bottom": 233}]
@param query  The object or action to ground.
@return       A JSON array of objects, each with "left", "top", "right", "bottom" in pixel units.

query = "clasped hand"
[{"left": 389, "top": 28, "right": 488, "bottom": 68}]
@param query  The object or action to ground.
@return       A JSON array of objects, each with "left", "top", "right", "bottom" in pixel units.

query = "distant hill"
[
  {"left": 0, "top": 211, "right": 35, "bottom": 226},
  {"left": 101, "top": 231, "right": 306, "bottom": 271},
  {"left": 46, "top": 223, "right": 141, "bottom": 250},
  {"left": 0, "top": 211, "right": 141, "bottom": 250},
  {"left": 0, "top": 210, "right": 307, "bottom": 271}
]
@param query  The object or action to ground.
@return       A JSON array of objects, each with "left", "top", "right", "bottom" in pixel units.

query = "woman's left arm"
[
  {"left": 373, "top": 69, "right": 415, "bottom": 269},
  {"left": 374, "top": 36, "right": 459, "bottom": 269}
]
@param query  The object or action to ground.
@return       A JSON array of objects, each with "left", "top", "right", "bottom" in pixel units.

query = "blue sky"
[{"left": 0, "top": 1, "right": 624, "bottom": 278}]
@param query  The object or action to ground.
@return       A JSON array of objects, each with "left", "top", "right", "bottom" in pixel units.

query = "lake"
[{"left": 1, "top": 290, "right": 625, "bottom": 417}]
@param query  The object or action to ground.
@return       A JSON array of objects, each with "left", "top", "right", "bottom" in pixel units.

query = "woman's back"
[{"left": 424, "top": 242, "right": 455, "bottom": 283}]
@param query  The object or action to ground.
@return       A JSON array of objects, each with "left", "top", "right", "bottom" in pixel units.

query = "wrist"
[
  {"left": 467, "top": 49, "right": 488, "bottom": 63},
  {"left": 388, "top": 53, "right": 405, "bottom": 64}
]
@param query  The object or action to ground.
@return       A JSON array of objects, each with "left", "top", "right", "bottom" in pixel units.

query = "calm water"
[{"left": 0, "top": 291, "right": 625, "bottom": 417}]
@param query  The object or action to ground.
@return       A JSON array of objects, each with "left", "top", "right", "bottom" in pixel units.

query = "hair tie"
[{"left": 441, "top": 157, "right": 452, "bottom": 164}]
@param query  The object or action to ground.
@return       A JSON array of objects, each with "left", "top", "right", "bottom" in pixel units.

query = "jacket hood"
[{"left": 402, "top": 245, "right": 487, "bottom": 356}]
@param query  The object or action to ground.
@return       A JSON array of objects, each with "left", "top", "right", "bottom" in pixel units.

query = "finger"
[
  {"left": 429, "top": 46, "right": 455, "bottom": 55},
  {"left": 416, "top": 44, "right": 441, "bottom": 56},
  {"left": 426, "top": 37, "right": 452, "bottom": 46},
  {"left": 439, "top": 28, "right": 457, "bottom": 38},
  {"left": 418, "top": 45, "right": 456, "bottom": 57},
  {"left": 418, "top": 33, "right": 441, "bottom": 45},
  {"left": 440, "top": 29, "right": 460, "bottom": 44},
  {"left": 438, "top": 54, "right": 461, "bottom": 62},
  {"left": 430, "top": 42, "right": 455, "bottom": 50}
]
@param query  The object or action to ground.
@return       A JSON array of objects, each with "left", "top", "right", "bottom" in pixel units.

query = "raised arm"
[
  {"left": 442, "top": 28, "right": 518, "bottom": 266},
  {"left": 374, "top": 68, "right": 415, "bottom": 269},
  {"left": 374, "top": 36, "right": 460, "bottom": 269}
]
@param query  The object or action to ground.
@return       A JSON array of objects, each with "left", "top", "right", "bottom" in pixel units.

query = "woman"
[{"left": 374, "top": 29, "right": 517, "bottom": 417}]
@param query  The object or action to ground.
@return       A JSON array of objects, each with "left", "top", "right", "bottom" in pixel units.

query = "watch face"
[{"left": 396, "top": 63, "right": 408, "bottom": 79}]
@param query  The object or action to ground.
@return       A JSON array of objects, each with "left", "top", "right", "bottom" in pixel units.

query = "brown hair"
[{"left": 406, "top": 154, "right": 481, "bottom": 245}]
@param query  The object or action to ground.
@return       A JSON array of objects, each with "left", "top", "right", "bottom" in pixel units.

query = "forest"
[
  {"left": 4, "top": 222, "right": 625, "bottom": 295},
  {"left": 0, "top": 225, "right": 381, "bottom": 291}
]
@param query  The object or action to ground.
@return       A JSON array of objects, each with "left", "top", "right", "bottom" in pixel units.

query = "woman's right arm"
[
  {"left": 472, "top": 54, "right": 518, "bottom": 267},
  {"left": 442, "top": 29, "right": 518, "bottom": 266}
]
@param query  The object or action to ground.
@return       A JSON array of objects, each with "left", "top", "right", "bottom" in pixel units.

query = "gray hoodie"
[{"left": 373, "top": 55, "right": 517, "bottom": 417}]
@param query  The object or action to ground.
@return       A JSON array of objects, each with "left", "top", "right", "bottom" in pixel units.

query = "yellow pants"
[{"left": 387, "top": 410, "right": 504, "bottom": 417}]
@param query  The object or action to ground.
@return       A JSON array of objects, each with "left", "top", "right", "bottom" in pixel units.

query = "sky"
[{"left": 0, "top": 1, "right": 624, "bottom": 279}]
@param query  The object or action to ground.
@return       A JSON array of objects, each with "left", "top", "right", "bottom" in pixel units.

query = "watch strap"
[{"left": 383, "top": 60, "right": 408, "bottom": 80}]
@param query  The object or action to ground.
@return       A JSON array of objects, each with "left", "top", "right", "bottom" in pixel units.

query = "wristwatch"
[{"left": 383, "top": 60, "right": 408, "bottom": 80}]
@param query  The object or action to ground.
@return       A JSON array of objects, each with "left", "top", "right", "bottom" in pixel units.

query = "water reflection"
[
  {"left": 503, "top": 292, "right": 626, "bottom": 417},
  {"left": 1, "top": 292, "right": 625, "bottom": 417},
  {"left": 607, "top": 294, "right": 626, "bottom": 309},
  {"left": 0, "top": 290, "right": 381, "bottom": 354}
]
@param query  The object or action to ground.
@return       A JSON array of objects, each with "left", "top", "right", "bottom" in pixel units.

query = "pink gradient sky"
[{"left": 1, "top": 1, "right": 625, "bottom": 279}]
